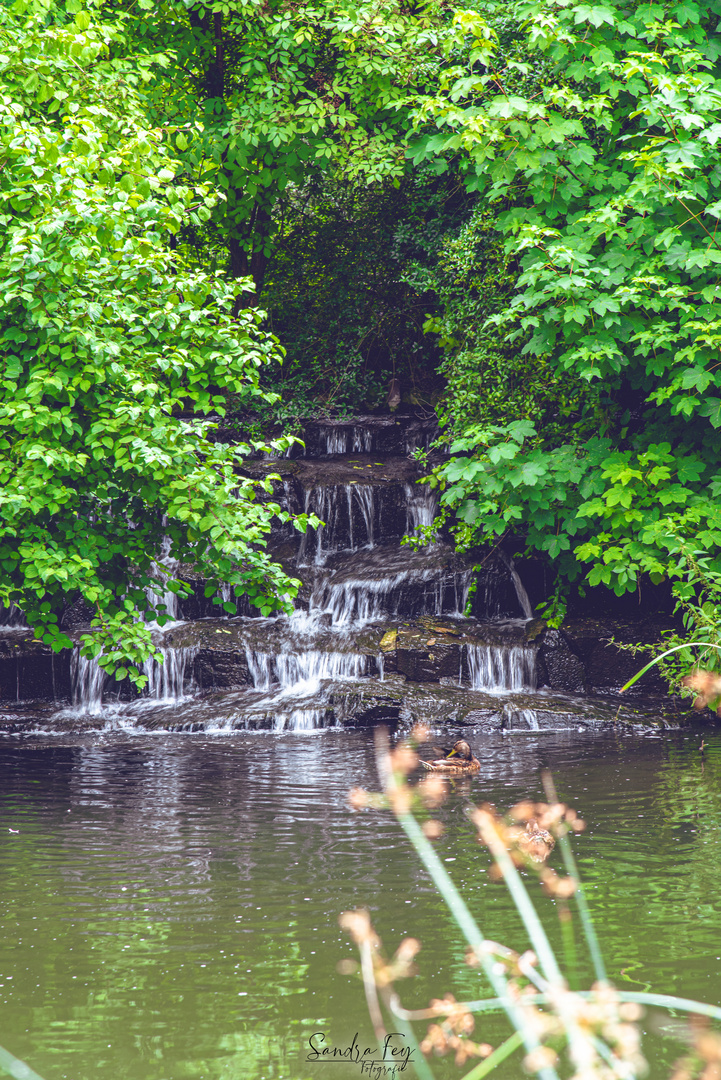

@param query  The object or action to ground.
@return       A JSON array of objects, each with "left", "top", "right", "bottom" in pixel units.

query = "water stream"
[
  {"left": 44, "top": 430, "right": 539, "bottom": 724},
  {"left": 3, "top": 416, "right": 656, "bottom": 733}
]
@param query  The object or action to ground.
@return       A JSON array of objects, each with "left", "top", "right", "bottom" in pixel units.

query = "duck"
[{"left": 421, "top": 739, "right": 480, "bottom": 774}]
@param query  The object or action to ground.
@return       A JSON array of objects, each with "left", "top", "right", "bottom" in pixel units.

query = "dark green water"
[{"left": 0, "top": 728, "right": 720, "bottom": 1080}]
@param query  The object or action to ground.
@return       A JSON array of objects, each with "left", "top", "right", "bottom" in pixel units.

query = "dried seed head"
[
  {"left": 420, "top": 1023, "right": 449, "bottom": 1056},
  {"left": 539, "top": 868, "right": 577, "bottom": 897},
  {"left": 697, "top": 1031, "right": 721, "bottom": 1062},
  {"left": 509, "top": 800, "right": 535, "bottom": 823},
  {"left": 348, "top": 787, "right": 369, "bottom": 811},
  {"left": 682, "top": 669, "right": 721, "bottom": 710},
  {"left": 338, "top": 908, "right": 376, "bottom": 946},
  {"left": 422, "top": 819, "right": 445, "bottom": 840},
  {"left": 388, "top": 785, "right": 412, "bottom": 816},
  {"left": 336, "top": 959, "right": 358, "bottom": 975},
  {"left": 419, "top": 773, "right": 448, "bottom": 809},
  {"left": 411, "top": 723, "right": 431, "bottom": 744},
  {"left": 523, "top": 1046, "right": 558, "bottom": 1072},
  {"left": 389, "top": 744, "right": 418, "bottom": 775},
  {"left": 395, "top": 937, "right": 421, "bottom": 963}
]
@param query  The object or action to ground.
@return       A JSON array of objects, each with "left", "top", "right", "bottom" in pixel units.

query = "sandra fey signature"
[{"left": 307, "top": 1031, "right": 413, "bottom": 1078}]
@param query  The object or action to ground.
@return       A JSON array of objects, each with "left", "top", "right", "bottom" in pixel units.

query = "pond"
[{"left": 0, "top": 726, "right": 719, "bottom": 1080}]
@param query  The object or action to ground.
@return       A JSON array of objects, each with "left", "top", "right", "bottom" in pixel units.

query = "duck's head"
[{"left": 447, "top": 739, "right": 474, "bottom": 761}]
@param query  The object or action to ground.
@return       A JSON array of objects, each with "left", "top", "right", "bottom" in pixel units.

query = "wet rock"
[
  {"left": 538, "top": 629, "right": 586, "bottom": 693},
  {"left": 60, "top": 597, "right": 96, "bottom": 630},
  {"left": 194, "top": 649, "right": 252, "bottom": 690},
  {"left": 295, "top": 414, "right": 437, "bottom": 458},
  {"left": 0, "top": 634, "right": 72, "bottom": 703},
  {"left": 396, "top": 627, "right": 461, "bottom": 682},
  {"left": 561, "top": 618, "right": 671, "bottom": 694}
]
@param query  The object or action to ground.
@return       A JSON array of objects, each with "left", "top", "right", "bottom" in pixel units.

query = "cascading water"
[
  {"left": 144, "top": 537, "right": 181, "bottom": 625},
  {"left": 70, "top": 646, "right": 197, "bottom": 714},
  {"left": 496, "top": 552, "right": 534, "bottom": 619},
  {"left": 142, "top": 647, "right": 197, "bottom": 701},
  {"left": 322, "top": 428, "right": 348, "bottom": 454},
  {"left": 404, "top": 483, "right": 438, "bottom": 537},
  {"left": 352, "top": 427, "right": 373, "bottom": 452},
  {"left": 404, "top": 430, "right": 433, "bottom": 455},
  {"left": 297, "top": 484, "right": 377, "bottom": 564},
  {"left": 466, "top": 643, "right": 536, "bottom": 692},
  {"left": 0, "top": 603, "right": 26, "bottom": 628},
  {"left": 353, "top": 486, "right": 375, "bottom": 549},
  {"left": 310, "top": 565, "right": 471, "bottom": 626},
  {"left": 32, "top": 417, "right": 550, "bottom": 733},
  {"left": 71, "top": 650, "right": 107, "bottom": 716},
  {"left": 244, "top": 647, "right": 370, "bottom": 693},
  {"left": 320, "top": 426, "right": 373, "bottom": 454}
]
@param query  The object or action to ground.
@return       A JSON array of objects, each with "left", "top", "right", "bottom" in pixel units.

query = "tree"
[
  {"left": 0, "top": 0, "right": 307, "bottom": 684},
  {"left": 126, "top": 0, "right": 457, "bottom": 303},
  {"left": 410, "top": 0, "right": 721, "bottom": 606}
]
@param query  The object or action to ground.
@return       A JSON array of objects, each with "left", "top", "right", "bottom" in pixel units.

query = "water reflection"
[{"left": 0, "top": 728, "right": 719, "bottom": 1080}]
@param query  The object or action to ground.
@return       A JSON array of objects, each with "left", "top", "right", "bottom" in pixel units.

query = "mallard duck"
[{"left": 421, "top": 739, "right": 480, "bottom": 774}]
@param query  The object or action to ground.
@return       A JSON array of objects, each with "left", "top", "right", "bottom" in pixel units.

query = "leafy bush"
[
  {"left": 409, "top": 0, "right": 721, "bottom": 613},
  {"left": 0, "top": 0, "right": 302, "bottom": 681}
]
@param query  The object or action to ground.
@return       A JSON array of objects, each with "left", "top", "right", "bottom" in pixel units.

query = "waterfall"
[
  {"left": 497, "top": 552, "right": 534, "bottom": 619},
  {"left": 70, "top": 646, "right": 197, "bottom": 712},
  {"left": 501, "top": 704, "right": 540, "bottom": 730},
  {"left": 144, "top": 537, "right": 181, "bottom": 625},
  {"left": 466, "top": 643, "right": 536, "bottom": 691},
  {"left": 297, "top": 484, "right": 376, "bottom": 564},
  {"left": 404, "top": 430, "right": 433, "bottom": 455},
  {"left": 246, "top": 650, "right": 274, "bottom": 690},
  {"left": 244, "top": 648, "right": 370, "bottom": 694},
  {"left": 142, "top": 647, "right": 197, "bottom": 701},
  {"left": 145, "top": 580, "right": 180, "bottom": 624},
  {"left": 37, "top": 414, "right": 554, "bottom": 733},
  {"left": 352, "top": 427, "right": 373, "bottom": 452},
  {"left": 518, "top": 708, "right": 540, "bottom": 730},
  {"left": 71, "top": 650, "right": 107, "bottom": 715},
  {"left": 273, "top": 708, "right": 328, "bottom": 732},
  {"left": 236, "top": 647, "right": 371, "bottom": 732},
  {"left": 353, "top": 486, "right": 375, "bottom": 548},
  {"left": 322, "top": 428, "right": 348, "bottom": 454},
  {"left": 320, "top": 426, "right": 373, "bottom": 454},
  {"left": 310, "top": 566, "right": 471, "bottom": 625},
  {"left": 404, "top": 483, "right": 438, "bottom": 537},
  {"left": 0, "top": 603, "right": 26, "bottom": 628}
]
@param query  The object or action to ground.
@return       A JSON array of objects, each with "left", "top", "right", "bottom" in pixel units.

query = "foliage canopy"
[
  {"left": 0, "top": 1, "right": 303, "bottom": 682},
  {"left": 411, "top": 0, "right": 721, "bottom": 611}
]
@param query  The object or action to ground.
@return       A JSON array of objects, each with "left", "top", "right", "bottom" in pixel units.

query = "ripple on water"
[{"left": 0, "top": 728, "right": 719, "bottom": 1080}]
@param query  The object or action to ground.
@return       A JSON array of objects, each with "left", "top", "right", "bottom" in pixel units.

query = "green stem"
[
  {"left": 559, "top": 905, "right": 579, "bottom": 991},
  {"left": 393, "top": 808, "right": 561, "bottom": 1080},
  {"left": 475, "top": 818, "right": 564, "bottom": 985},
  {"left": 383, "top": 1004, "right": 437, "bottom": 1080},
  {"left": 557, "top": 831, "right": 607, "bottom": 983},
  {"left": 0, "top": 1045, "right": 47, "bottom": 1080},
  {"left": 458, "top": 990, "right": 721, "bottom": 1023},
  {"left": 541, "top": 773, "right": 607, "bottom": 984},
  {"left": 459, "top": 1031, "right": 525, "bottom": 1080},
  {"left": 620, "top": 642, "right": 721, "bottom": 692}
]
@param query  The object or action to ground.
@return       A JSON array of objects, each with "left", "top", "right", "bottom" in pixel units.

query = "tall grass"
[{"left": 342, "top": 728, "right": 721, "bottom": 1080}]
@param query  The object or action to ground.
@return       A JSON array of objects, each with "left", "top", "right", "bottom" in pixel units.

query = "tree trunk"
[{"left": 228, "top": 205, "right": 272, "bottom": 314}]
